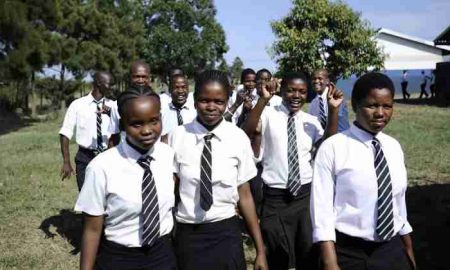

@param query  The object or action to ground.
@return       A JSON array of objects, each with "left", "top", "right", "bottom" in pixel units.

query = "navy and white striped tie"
[
  {"left": 137, "top": 156, "right": 160, "bottom": 246},
  {"left": 94, "top": 100, "right": 104, "bottom": 152},
  {"left": 287, "top": 115, "right": 301, "bottom": 196},
  {"left": 176, "top": 107, "right": 183, "bottom": 126},
  {"left": 318, "top": 96, "right": 327, "bottom": 129},
  {"left": 372, "top": 138, "right": 394, "bottom": 241},
  {"left": 200, "top": 133, "right": 214, "bottom": 211}
]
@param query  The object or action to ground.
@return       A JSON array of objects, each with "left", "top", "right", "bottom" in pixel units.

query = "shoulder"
[
  {"left": 301, "top": 111, "right": 321, "bottom": 126},
  {"left": 68, "top": 96, "right": 88, "bottom": 108},
  {"left": 154, "top": 141, "right": 175, "bottom": 157},
  {"left": 87, "top": 147, "right": 122, "bottom": 171},
  {"left": 378, "top": 132, "right": 403, "bottom": 150}
]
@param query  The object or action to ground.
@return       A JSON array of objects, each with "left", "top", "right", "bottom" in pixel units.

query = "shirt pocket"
[
  {"left": 212, "top": 156, "right": 239, "bottom": 187},
  {"left": 77, "top": 111, "right": 93, "bottom": 130}
]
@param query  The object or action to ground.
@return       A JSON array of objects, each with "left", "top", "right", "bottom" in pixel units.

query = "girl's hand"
[
  {"left": 254, "top": 253, "right": 269, "bottom": 270},
  {"left": 260, "top": 78, "right": 278, "bottom": 101},
  {"left": 327, "top": 82, "right": 344, "bottom": 109}
]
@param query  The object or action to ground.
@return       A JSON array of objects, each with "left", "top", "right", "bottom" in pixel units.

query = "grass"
[{"left": 0, "top": 100, "right": 449, "bottom": 269}]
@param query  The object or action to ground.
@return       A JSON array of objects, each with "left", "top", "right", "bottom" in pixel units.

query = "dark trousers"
[
  {"left": 75, "top": 147, "right": 97, "bottom": 191},
  {"left": 260, "top": 184, "right": 318, "bottom": 270},
  {"left": 401, "top": 82, "right": 410, "bottom": 100},
  {"left": 419, "top": 83, "right": 429, "bottom": 98},
  {"left": 95, "top": 236, "right": 176, "bottom": 270},
  {"left": 335, "top": 231, "right": 414, "bottom": 270},
  {"left": 175, "top": 216, "right": 246, "bottom": 270}
]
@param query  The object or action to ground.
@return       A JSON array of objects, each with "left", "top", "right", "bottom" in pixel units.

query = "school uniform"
[
  {"left": 161, "top": 100, "right": 196, "bottom": 137},
  {"left": 258, "top": 104, "right": 323, "bottom": 270},
  {"left": 309, "top": 87, "right": 350, "bottom": 132},
  {"left": 169, "top": 118, "right": 257, "bottom": 270},
  {"left": 59, "top": 93, "right": 114, "bottom": 190},
  {"left": 159, "top": 92, "right": 195, "bottom": 112},
  {"left": 311, "top": 124, "right": 414, "bottom": 270},
  {"left": 75, "top": 140, "right": 177, "bottom": 270}
]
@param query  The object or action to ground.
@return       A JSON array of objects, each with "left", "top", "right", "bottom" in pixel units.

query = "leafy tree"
[
  {"left": 271, "top": 0, "right": 384, "bottom": 80},
  {"left": 217, "top": 59, "right": 230, "bottom": 73},
  {"left": 230, "top": 57, "right": 244, "bottom": 82},
  {"left": 142, "top": 0, "right": 228, "bottom": 77}
]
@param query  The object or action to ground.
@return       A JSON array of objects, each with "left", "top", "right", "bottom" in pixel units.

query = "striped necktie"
[
  {"left": 175, "top": 107, "right": 183, "bottom": 126},
  {"left": 287, "top": 114, "right": 301, "bottom": 196},
  {"left": 318, "top": 96, "right": 327, "bottom": 129},
  {"left": 372, "top": 138, "right": 394, "bottom": 241},
  {"left": 200, "top": 133, "right": 214, "bottom": 211},
  {"left": 94, "top": 100, "right": 104, "bottom": 152},
  {"left": 137, "top": 155, "right": 160, "bottom": 246}
]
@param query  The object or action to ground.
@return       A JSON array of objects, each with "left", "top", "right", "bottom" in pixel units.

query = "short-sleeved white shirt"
[
  {"left": 161, "top": 102, "right": 197, "bottom": 136},
  {"left": 260, "top": 104, "right": 324, "bottom": 189},
  {"left": 59, "top": 93, "right": 115, "bottom": 149},
  {"left": 169, "top": 119, "right": 257, "bottom": 224},
  {"left": 74, "top": 141, "right": 175, "bottom": 247}
]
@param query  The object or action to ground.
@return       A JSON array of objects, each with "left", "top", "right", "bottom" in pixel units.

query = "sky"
[{"left": 214, "top": 0, "right": 450, "bottom": 72}]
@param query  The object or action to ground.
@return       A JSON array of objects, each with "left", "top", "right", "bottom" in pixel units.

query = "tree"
[
  {"left": 271, "top": 0, "right": 384, "bottom": 80},
  {"left": 230, "top": 57, "right": 244, "bottom": 82},
  {"left": 142, "top": 0, "right": 228, "bottom": 77},
  {"left": 217, "top": 58, "right": 229, "bottom": 73}
]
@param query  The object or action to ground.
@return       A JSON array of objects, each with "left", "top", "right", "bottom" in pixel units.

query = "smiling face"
[
  {"left": 122, "top": 96, "right": 161, "bottom": 150},
  {"left": 195, "top": 82, "right": 228, "bottom": 127},
  {"left": 355, "top": 88, "right": 393, "bottom": 134},
  {"left": 243, "top": 73, "right": 256, "bottom": 91},
  {"left": 312, "top": 70, "right": 329, "bottom": 95},
  {"left": 131, "top": 65, "right": 150, "bottom": 87},
  {"left": 170, "top": 76, "right": 188, "bottom": 107},
  {"left": 281, "top": 78, "right": 308, "bottom": 113}
]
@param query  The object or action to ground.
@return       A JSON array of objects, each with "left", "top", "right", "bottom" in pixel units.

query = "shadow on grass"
[
  {"left": 0, "top": 112, "right": 36, "bottom": 136},
  {"left": 395, "top": 97, "right": 447, "bottom": 107},
  {"left": 407, "top": 183, "right": 450, "bottom": 270},
  {"left": 39, "top": 209, "right": 83, "bottom": 255}
]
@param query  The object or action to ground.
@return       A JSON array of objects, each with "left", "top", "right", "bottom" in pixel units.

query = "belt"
[
  {"left": 263, "top": 183, "right": 311, "bottom": 199},
  {"left": 78, "top": 146, "right": 100, "bottom": 157},
  {"left": 101, "top": 235, "right": 171, "bottom": 255}
]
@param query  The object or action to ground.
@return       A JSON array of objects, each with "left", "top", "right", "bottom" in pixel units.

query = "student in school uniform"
[
  {"left": 59, "top": 71, "right": 115, "bottom": 191},
  {"left": 311, "top": 72, "right": 416, "bottom": 270},
  {"left": 75, "top": 86, "right": 177, "bottom": 270},
  {"left": 309, "top": 69, "right": 350, "bottom": 132},
  {"left": 228, "top": 68, "right": 257, "bottom": 125},
  {"left": 109, "top": 60, "right": 153, "bottom": 146},
  {"left": 169, "top": 70, "right": 268, "bottom": 270},
  {"left": 159, "top": 66, "right": 187, "bottom": 108},
  {"left": 160, "top": 74, "right": 196, "bottom": 141},
  {"left": 242, "top": 71, "right": 344, "bottom": 270}
]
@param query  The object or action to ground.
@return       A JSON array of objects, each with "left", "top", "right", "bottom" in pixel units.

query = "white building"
[{"left": 375, "top": 28, "right": 450, "bottom": 70}]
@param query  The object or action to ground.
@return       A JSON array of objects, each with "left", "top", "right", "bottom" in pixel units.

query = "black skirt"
[{"left": 174, "top": 216, "right": 246, "bottom": 270}]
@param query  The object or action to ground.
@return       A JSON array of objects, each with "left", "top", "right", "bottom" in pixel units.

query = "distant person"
[
  {"left": 419, "top": 70, "right": 430, "bottom": 98},
  {"left": 160, "top": 66, "right": 186, "bottom": 106},
  {"left": 75, "top": 87, "right": 177, "bottom": 270},
  {"left": 59, "top": 71, "right": 115, "bottom": 191},
  {"left": 309, "top": 69, "right": 350, "bottom": 132},
  {"left": 430, "top": 70, "right": 436, "bottom": 98},
  {"left": 108, "top": 60, "right": 153, "bottom": 146},
  {"left": 311, "top": 72, "right": 416, "bottom": 270},
  {"left": 401, "top": 70, "right": 410, "bottom": 100}
]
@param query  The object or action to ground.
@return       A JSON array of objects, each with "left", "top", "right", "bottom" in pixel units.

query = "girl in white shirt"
[
  {"left": 311, "top": 72, "right": 416, "bottom": 270},
  {"left": 75, "top": 86, "right": 177, "bottom": 270},
  {"left": 169, "top": 70, "right": 268, "bottom": 270}
]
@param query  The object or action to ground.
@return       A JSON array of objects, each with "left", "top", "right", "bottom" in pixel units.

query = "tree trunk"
[
  {"left": 59, "top": 64, "right": 66, "bottom": 112},
  {"left": 29, "top": 72, "right": 37, "bottom": 118}
]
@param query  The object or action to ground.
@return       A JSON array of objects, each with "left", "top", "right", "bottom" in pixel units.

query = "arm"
[
  {"left": 224, "top": 91, "right": 245, "bottom": 121},
  {"left": 238, "top": 183, "right": 268, "bottom": 270},
  {"left": 319, "top": 241, "right": 341, "bottom": 270},
  {"left": 323, "top": 83, "right": 344, "bottom": 140},
  {"left": 401, "top": 234, "right": 416, "bottom": 269},
  {"left": 80, "top": 214, "right": 104, "bottom": 270},
  {"left": 108, "top": 133, "right": 121, "bottom": 147},
  {"left": 60, "top": 134, "right": 74, "bottom": 181}
]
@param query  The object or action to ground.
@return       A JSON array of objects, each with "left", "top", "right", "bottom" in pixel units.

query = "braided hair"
[
  {"left": 240, "top": 68, "right": 256, "bottom": 84},
  {"left": 194, "top": 70, "right": 230, "bottom": 100},
  {"left": 117, "top": 85, "right": 160, "bottom": 119}
]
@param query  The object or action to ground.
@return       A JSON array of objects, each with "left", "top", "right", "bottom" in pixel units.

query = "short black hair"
[
  {"left": 351, "top": 72, "right": 395, "bottom": 112},
  {"left": 280, "top": 71, "right": 308, "bottom": 91},
  {"left": 169, "top": 74, "right": 187, "bottom": 91},
  {"left": 240, "top": 68, "right": 256, "bottom": 84},
  {"left": 117, "top": 85, "right": 160, "bottom": 119},
  {"left": 168, "top": 66, "right": 185, "bottom": 78},
  {"left": 256, "top": 69, "right": 272, "bottom": 80},
  {"left": 194, "top": 70, "right": 230, "bottom": 100}
]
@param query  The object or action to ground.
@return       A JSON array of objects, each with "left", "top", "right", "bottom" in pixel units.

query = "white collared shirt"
[
  {"left": 161, "top": 102, "right": 197, "bottom": 136},
  {"left": 159, "top": 92, "right": 195, "bottom": 113},
  {"left": 74, "top": 141, "right": 175, "bottom": 247},
  {"left": 169, "top": 119, "right": 257, "bottom": 224},
  {"left": 311, "top": 124, "right": 413, "bottom": 243},
  {"left": 59, "top": 93, "right": 115, "bottom": 149},
  {"left": 308, "top": 88, "right": 350, "bottom": 133},
  {"left": 259, "top": 105, "right": 324, "bottom": 189}
]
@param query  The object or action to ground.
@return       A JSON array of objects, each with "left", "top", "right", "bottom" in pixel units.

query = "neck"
[
  {"left": 197, "top": 116, "right": 222, "bottom": 131},
  {"left": 172, "top": 101, "right": 186, "bottom": 109},
  {"left": 354, "top": 121, "right": 377, "bottom": 136},
  {"left": 126, "top": 138, "right": 150, "bottom": 155},
  {"left": 91, "top": 90, "right": 104, "bottom": 101}
]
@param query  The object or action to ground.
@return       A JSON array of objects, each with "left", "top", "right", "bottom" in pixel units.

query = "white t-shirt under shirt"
[
  {"left": 169, "top": 118, "right": 257, "bottom": 224},
  {"left": 74, "top": 141, "right": 175, "bottom": 247}
]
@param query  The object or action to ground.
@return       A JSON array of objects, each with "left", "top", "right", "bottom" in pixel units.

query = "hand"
[
  {"left": 323, "top": 263, "right": 341, "bottom": 270},
  {"left": 234, "top": 90, "right": 246, "bottom": 107},
  {"left": 327, "top": 82, "right": 344, "bottom": 109},
  {"left": 259, "top": 78, "right": 278, "bottom": 101},
  {"left": 60, "top": 162, "right": 74, "bottom": 181},
  {"left": 101, "top": 104, "right": 111, "bottom": 116},
  {"left": 405, "top": 247, "right": 416, "bottom": 269},
  {"left": 254, "top": 253, "right": 269, "bottom": 270},
  {"left": 243, "top": 96, "right": 253, "bottom": 111}
]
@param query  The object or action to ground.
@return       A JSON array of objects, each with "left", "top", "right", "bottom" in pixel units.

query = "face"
[
  {"left": 195, "top": 82, "right": 228, "bottom": 127},
  {"left": 243, "top": 73, "right": 256, "bottom": 91},
  {"left": 312, "top": 71, "right": 329, "bottom": 94},
  {"left": 170, "top": 77, "right": 189, "bottom": 107},
  {"left": 256, "top": 72, "right": 271, "bottom": 95},
  {"left": 131, "top": 66, "right": 150, "bottom": 87},
  {"left": 96, "top": 73, "right": 113, "bottom": 96},
  {"left": 282, "top": 79, "right": 308, "bottom": 113},
  {"left": 355, "top": 88, "right": 394, "bottom": 134},
  {"left": 122, "top": 96, "right": 161, "bottom": 150}
]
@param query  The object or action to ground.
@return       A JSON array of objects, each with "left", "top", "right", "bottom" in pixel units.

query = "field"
[{"left": 1, "top": 99, "right": 449, "bottom": 269}]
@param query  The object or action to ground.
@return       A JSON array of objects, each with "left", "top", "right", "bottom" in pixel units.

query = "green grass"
[{"left": 1, "top": 102, "right": 450, "bottom": 269}]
